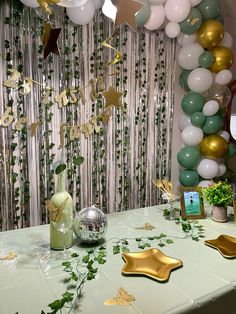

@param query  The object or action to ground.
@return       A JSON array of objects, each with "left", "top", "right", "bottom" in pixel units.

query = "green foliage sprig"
[
  {"left": 204, "top": 181, "right": 234, "bottom": 208},
  {"left": 175, "top": 218, "right": 205, "bottom": 241}
]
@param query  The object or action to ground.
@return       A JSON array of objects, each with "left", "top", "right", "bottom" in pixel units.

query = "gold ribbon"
[{"left": 101, "top": 28, "right": 122, "bottom": 66}]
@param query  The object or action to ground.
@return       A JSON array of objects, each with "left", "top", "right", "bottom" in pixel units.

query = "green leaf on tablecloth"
[
  {"left": 82, "top": 255, "right": 90, "bottom": 263},
  {"left": 158, "top": 243, "right": 165, "bottom": 247},
  {"left": 166, "top": 239, "right": 174, "bottom": 244},
  {"left": 113, "top": 244, "right": 120, "bottom": 254}
]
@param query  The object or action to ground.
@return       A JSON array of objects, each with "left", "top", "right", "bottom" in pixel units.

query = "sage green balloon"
[
  {"left": 179, "top": 69, "right": 191, "bottom": 92},
  {"left": 135, "top": 0, "right": 150, "bottom": 27},
  {"left": 179, "top": 170, "right": 200, "bottom": 187},
  {"left": 203, "top": 115, "right": 223, "bottom": 135},
  {"left": 181, "top": 92, "right": 205, "bottom": 115},
  {"left": 179, "top": 8, "right": 203, "bottom": 34},
  {"left": 215, "top": 14, "right": 224, "bottom": 25},
  {"left": 177, "top": 147, "right": 201, "bottom": 169},
  {"left": 198, "top": 51, "right": 215, "bottom": 68},
  {"left": 197, "top": 0, "right": 221, "bottom": 20},
  {"left": 190, "top": 112, "right": 206, "bottom": 127},
  {"left": 226, "top": 143, "right": 236, "bottom": 159}
]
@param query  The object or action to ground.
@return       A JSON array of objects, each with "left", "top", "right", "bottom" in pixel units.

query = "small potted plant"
[{"left": 204, "top": 181, "right": 234, "bottom": 222}]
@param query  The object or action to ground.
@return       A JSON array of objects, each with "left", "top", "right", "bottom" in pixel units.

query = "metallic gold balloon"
[
  {"left": 197, "top": 20, "right": 224, "bottom": 49},
  {"left": 200, "top": 135, "right": 228, "bottom": 159},
  {"left": 209, "top": 46, "right": 234, "bottom": 73}
]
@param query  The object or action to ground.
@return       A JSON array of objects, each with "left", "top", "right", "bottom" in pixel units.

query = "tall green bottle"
[{"left": 50, "top": 173, "right": 73, "bottom": 250}]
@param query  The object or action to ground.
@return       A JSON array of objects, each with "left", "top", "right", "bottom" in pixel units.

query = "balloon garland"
[{"left": 176, "top": 0, "right": 236, "bottom": 187}]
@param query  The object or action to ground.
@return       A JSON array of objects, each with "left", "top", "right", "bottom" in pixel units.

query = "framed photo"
[{"left": 179, "top": 186, "right": 205, "bottom": 219}]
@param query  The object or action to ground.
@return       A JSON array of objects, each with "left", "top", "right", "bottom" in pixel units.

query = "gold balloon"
[
  {"left": 200, "top": 135, "right": 228, "bottom": 159},
  {"left": 197, "top": 20, "right": 224, "bottom": 49},
  {"left": 209, "top": 46, "right": 234, "bottom": 73}
]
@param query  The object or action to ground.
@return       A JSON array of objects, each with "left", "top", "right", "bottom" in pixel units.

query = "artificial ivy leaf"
[
  {"left": 48, "top": 299, "right": 62, "bottom": 310},
  {"left": 62, "top": 292, "right": 74, "bottom": 302},
  {"left": 55, "top": 163, "right": 66, "bottom": 175},
  {"left": 73, "top": 156, "right": 84, "bottom": 166}
]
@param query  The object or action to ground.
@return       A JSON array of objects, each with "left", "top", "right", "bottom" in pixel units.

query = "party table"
[{"left": 1, "top": 205, "right": 236, "bottom": 314}]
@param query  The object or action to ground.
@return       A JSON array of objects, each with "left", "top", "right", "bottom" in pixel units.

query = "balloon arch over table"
[{"left": 19, "top": 0, "right": 236, "bottom": 187}]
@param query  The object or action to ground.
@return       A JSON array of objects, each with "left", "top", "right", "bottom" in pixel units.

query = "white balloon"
[
  {"left": 198, "top": 180, "right": 212, "bottom": 188},
  {"left": 20, "top": 0, "right": 39, "bottom": 7},
  {"left": 102, "top": 0, "right": 116, "bottom": 20},
  {"left": 179, "top": 112, "right": 191, "bottom": 131},
  {"left": 178, "top": 43, "right": 204, "bottom": 70},
  {"left": 219, "top": 32, "right": 233, "bottom": 49},
  {"left": 144, "top": 5, "right": 165, "bottom": 30},
  {"left": 177, "top": 33, "right": 196, "bottom": 47},
  {"left": 165, "top": 0, "right": 191, "bottom": 23},
  {"left": 215, "top": 70, "right": 232, "bottom": 85},
  {"left": 202, "top": 100, "right": 219, "bottom": 116},
  {"left": 181, "top": 125, "right": 203, "bottom": 146},
  {"left": 218, "top": 163, "right": 226, "bottom": 177},
  {"left": 149, "top": 0, "right": 166, "bottom": 4},
  {"left": 58, "top": 0, "right": 89, "bottom": 7},
  {"left": 92, "top": 0, "right": 104, "bottom": 9},
  {"left": 66, "top": 0, "right": 95, "bottom": 25},
  {"left": 165, "top": 22, "right": 180, "bottom": 38},
  {"left": 197, "top": 159, "right": 219, "bottom": 179},
  {"left": 190, "top": 0, "right": 202, "bottom": 6},
  {"left": 218, "top": 130, "right": 230, "bottom": 142},
  {"left": 188, "top": 68, "right": 213, "bottom": 93}
]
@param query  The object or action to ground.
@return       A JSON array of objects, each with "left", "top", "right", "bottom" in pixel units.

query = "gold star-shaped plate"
[
  {"left": 204, "top": 235, "right": 236, "bottom": 258},
  {"left": 122, "top": 248, "right": 183, "bottom": 282}
]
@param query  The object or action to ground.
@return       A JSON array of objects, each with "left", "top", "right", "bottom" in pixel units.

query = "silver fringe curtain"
[{"left": 0, "top": 1, "right": 176, "bottom": 231}]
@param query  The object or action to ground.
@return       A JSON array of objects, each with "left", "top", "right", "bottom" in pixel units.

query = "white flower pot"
[{"left": 212, "top": 206, "right": 227, "bottom": 223}]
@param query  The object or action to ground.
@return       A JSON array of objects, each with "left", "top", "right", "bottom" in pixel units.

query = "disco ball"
[{"left": 73, "top": 205, "right": 108, "bottom": 243}]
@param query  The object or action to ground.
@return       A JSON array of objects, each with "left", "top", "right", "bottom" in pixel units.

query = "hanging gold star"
[
  {"left": 102, "top": 86, "right": 123, "bottom": 108},
  {"left": 115, "top": 0, "right": 144, "bottom": 31},
  {"left": 41, "top": 21, "right": 61, "bottom": 60}
]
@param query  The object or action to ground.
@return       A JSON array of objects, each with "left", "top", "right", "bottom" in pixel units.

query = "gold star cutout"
[
  {"left": 41, "top": 21, "right": 61, "bottom": 60},
  {"left": 115, "top": 0, "right": 144, "bottom": 31},
  {"left": 205, "top": 235, "right": 236, "bottom": 258},
  {"left": 122, "top": 248, "right": 183, "bottom": 282},
  {"left": 102, "top": 86, "right": 123, "bottom": 108}
]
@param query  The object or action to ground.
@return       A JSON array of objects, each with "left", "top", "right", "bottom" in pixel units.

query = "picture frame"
[{"left": 179, "top": 186, "right": 205, "bottom": 219}]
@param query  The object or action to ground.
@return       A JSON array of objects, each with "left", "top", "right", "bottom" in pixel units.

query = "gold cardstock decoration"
[
  {"left": 0, "top": 107, "right": 14, "bottom": 127},
  {"left": 102, "top": 86, "right": 123, "bottom": 108},
  {"left": 3, "top": 69, "right": 20, "bottom": 89},
  {"left": 37, "top": 0, "right": 60, "bottom": 15},
  {"left": 135, "top": 223, "right": 155, "bottom": 230},
  {"left": 115, "top": 0, "right": 143, "bottom": 31},
  {"left": 45, "top": 197, "right": 68, "bottom": 222},
  {"left": 104, "top": 287, "right": 135, "bottom": 306},
  {"left": 41, "top": 21, "right": 61, "bottom": 59}
]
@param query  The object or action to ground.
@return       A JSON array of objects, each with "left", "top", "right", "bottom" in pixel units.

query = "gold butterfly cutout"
[
  {"left": 45, "top": 197, "right": 68, "bottom": 222},
  {"left": 135, "top": 223, "right": 155, "bottom": 230},
  {"left": 104, "top": 287, "right": 135, "bottom": 306},
  {"left": 0, "top": 251, "right": 17, "bottom": 260}
]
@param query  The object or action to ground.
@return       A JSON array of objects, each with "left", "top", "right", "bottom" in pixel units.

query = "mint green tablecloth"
[{"left": 1, "top": 205, "right": 236, "bottom": 314}]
